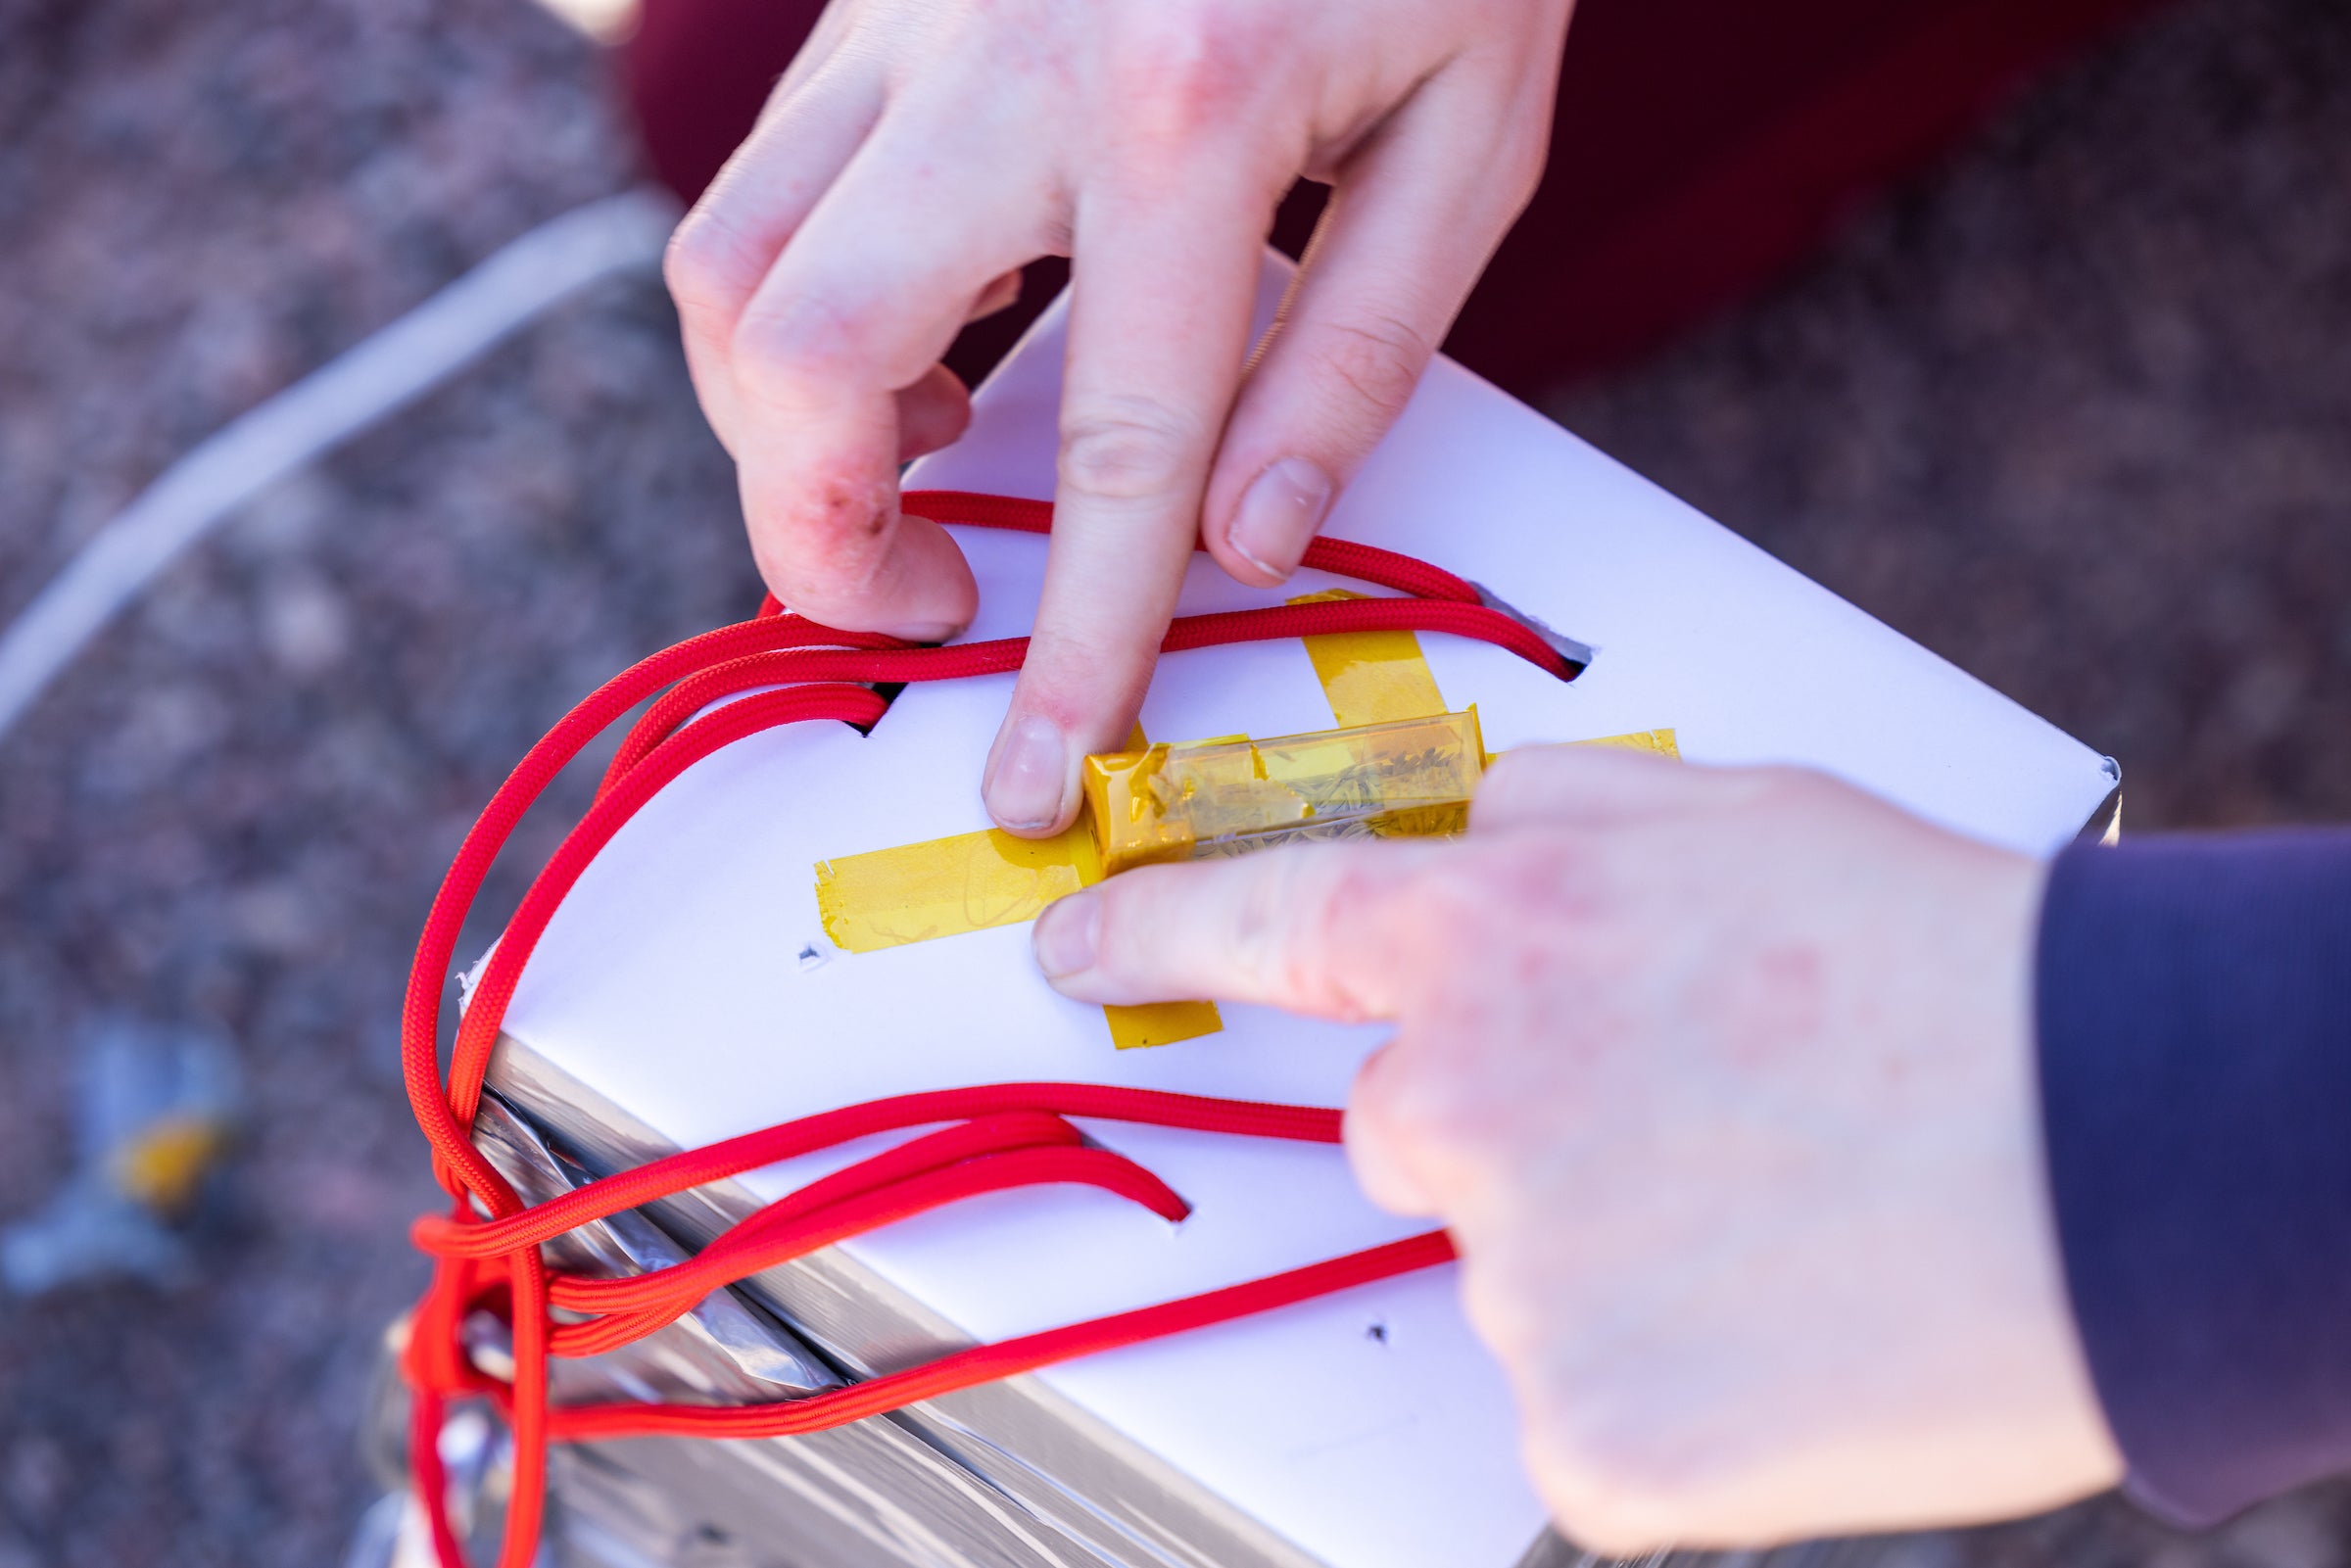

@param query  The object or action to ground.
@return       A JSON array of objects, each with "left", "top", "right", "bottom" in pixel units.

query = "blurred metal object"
[
  {"left": 341, "top": 1491, "right": 416, "bottom": 1568},
  {"left": 485, "top": 1039, "right": 1327, "bottom": 1568},
  {"left": 348, "top": 1062, "right": 1933, "bottom": 1567},
  {"left": 0, "top": 1015, "right": 240, "bottom": 1295},
  {"left": 367, "top": 1040, "right": 1913, "bottom": 1568},
  {"left": 0, "top": 187, "right": 681, "bottom": 748}
]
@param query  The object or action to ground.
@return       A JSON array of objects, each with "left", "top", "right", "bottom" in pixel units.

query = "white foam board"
[{"left": 501, "top": 253, "right": 2116, "bottom": 1568}]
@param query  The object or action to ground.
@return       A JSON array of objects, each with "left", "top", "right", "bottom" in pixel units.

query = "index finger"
[
  {"left": 724, "top": 113, "right": 1042, "bottom": 639},
  {"left": 1030, "top": 839, "right": 1446, "bottom": 1020},
  {"left": 979, "top": 158, "right": 1281, "bottom": 833}
]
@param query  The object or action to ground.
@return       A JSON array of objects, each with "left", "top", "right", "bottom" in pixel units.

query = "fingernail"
[
  {"left": 1033, "top": 890, "right": 1101, "bottom": 978},
  {"left": 985, "top": 714, "right": 1068, "bottom": 832},
  {"left": 877, "top": 619, "right": 962, "bottom": 644},
  {"left": 1228, "top": 457, "right": 1332, "bottom": 581}
]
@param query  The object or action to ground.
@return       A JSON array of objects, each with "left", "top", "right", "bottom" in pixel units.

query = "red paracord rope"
[{"left": 401, "top": 492, "right": 1578, "bottom": 1568}]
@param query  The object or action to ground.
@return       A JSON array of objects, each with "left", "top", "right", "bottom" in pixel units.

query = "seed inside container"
[{"left": 1080, "top": 709, "right": 1487, "bottom": 876}]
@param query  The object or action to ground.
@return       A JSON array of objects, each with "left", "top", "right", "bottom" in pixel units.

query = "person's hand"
[
  {"left": 1030, "top": 746, "right": 2123, "bottom": 1552},
  {"left": 663, "top": 0, "right": 1575, "bottom": 833}
]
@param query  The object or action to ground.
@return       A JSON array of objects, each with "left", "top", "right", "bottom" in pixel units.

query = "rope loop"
[{"left": 401, "top": 494, "right": 1572, "bottom": 1567}]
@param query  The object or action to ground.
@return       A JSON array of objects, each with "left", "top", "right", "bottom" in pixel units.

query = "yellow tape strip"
[
  {"left": 815, "top": 824, "right": 1099, "bottom": 954},
  {"left": 1487, "top": 730, "right": 1685, "bottom": 771},
  {"left": 1575, "top": 727, "right": 1681, "bottom": 758},
  {"left": 812, "top": 584, "right": 1669, "bottom": 1054},
  {"left": 1289, "top": 590, "right": 1448, "bottom": 726},
  {"left": 1103, "top": 998, "right": 1223, "bottom": 1051},
  {"left": 1289, "top": 592, "right": 1677, "bottom": 763},
  {"left": 812, "top": 719, "right": 1223, "bottom": 1050},
  {"left": 1099, "top": 721, "right": 1223, "bottom": 1049}
]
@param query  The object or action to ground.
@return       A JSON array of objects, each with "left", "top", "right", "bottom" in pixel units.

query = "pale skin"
[
  {"left": 665, "top": 0, "right": 1575, "bottom": 832},
  {"left": 1032, "top": 748, "right": 2124, "bottom": 1554},
  {"left": 674, "top": 0, "right": 2125, "bottom": 1548}
]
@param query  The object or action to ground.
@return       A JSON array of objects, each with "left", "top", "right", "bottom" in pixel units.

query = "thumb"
[{"left": 1031, "top": 839, "right": 1441, "bottom": 1021}]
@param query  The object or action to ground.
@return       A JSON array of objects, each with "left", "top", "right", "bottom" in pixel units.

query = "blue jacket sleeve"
[{"left": 2037, "top": 831, "right": 2351, "bottom": 1526}]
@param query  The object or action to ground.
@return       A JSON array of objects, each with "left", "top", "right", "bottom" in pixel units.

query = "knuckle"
[
  {"left": 1481, "top": 833, "right": 1606, "bottom": 923},
  {"left": 1394, "top": 911, "right": 1494, "bottom": 1018},
  {"left": 1088, "top": 882, "right": 1152, "bottom": 977},
  {"left": 663, "top": 208, "right": 762, "bottom": 314},
  {"left": 1292, "top": 856, "right": 1391, "bottom": 1008},
  {"left": 1310, "top": 312, "right": 1434, "bottom": 427},
  {"left": 1022, "top": 625, "right": 1149, "bottom": 717},
  {"left": 1411, "top": 859, "right": 1498, "bottom": 946},
  {"left": 731, "top": 294, "right": 867, "bottom": 403},
  {"left": 1058, "top": 399, "right": 1202, "bottom": 503},
  {"left": 1108, "top": 4, "right": 1274, "bottom": 141},
  {"left": 1236, "top": 850, "right": 1331, "bottom": 1002},
  {"left": 1240, "top": 849, "right": 1399, "bottom": 1022},
  {"left": 1408, "top": 849, "right": 1527, "bottom": 973}
]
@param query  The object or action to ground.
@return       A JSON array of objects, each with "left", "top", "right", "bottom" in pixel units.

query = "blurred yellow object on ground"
[{"left": 110, "top": 1114, "right": 230, "bottom": 1213}]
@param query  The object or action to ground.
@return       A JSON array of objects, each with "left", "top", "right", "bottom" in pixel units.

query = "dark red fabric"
[
  {"left": 623, "top": 0, "right": 2162, "bottom": 393},
  {"left": 623, "top": 0, "right": 822, "bottom": 208}
]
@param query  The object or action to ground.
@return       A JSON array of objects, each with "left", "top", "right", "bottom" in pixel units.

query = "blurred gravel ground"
[
  {"left": 1553, "top": 0, "right": 2351, "bottom": 833},
  {"left": 0, "top": 3, "right": 741, "bottom": 1564},
  {"left": 0, "top": 0, "right": 2344, "bottom": 1564}
]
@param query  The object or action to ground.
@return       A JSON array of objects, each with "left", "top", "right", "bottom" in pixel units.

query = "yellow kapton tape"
[
  {"left": 1483, "top": 729, "right": 1684, "bottom": 772},
  {"left": 1289, "top": 587, "right": 1679, "bottom": 763},
  {"left": 1102, "top": 712, "right": 1226, "bottom": 1046},
  {"left": 1103, "top": 998, "right": 1223, "bottom": 1051},
  {"left": 815, "top": 824, "right": 1100, "bottom": 953},
  {"left": 812, "top": 724, "right": 1223, "bottom": 1050},
  {"left": 1574, "top": 727, "right": 1681, "bottom": 758},
  {"left": 1288, "top": 590, "right": 1449, "bottom": 726},
  {"left": 809, "top": 609, "right": 1667, "bottom": 1051}
]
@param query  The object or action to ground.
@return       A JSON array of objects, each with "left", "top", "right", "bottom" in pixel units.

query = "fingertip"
[
  {"left": 868, "top": 513, "right": 981, "bottom": 640},
  {"left": 743, "top": 480, "right": 980, "bottom": 641},
  {"left": 984, "top": 712, "right": 1078, "bottom": 836},
  {"left": 984, "top": 626, "right": 1158, "bottom": 837},
  {"left": 1212, "top": 455, "right": 1332, "bottom": 585},
  {"left": 1032, "top": 888, "right": 1102, "bottom": 984}
]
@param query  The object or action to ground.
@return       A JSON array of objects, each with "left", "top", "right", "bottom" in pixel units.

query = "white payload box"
[{"left": 459, "top": 254, "right": 2118, "bottom": 1568}]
